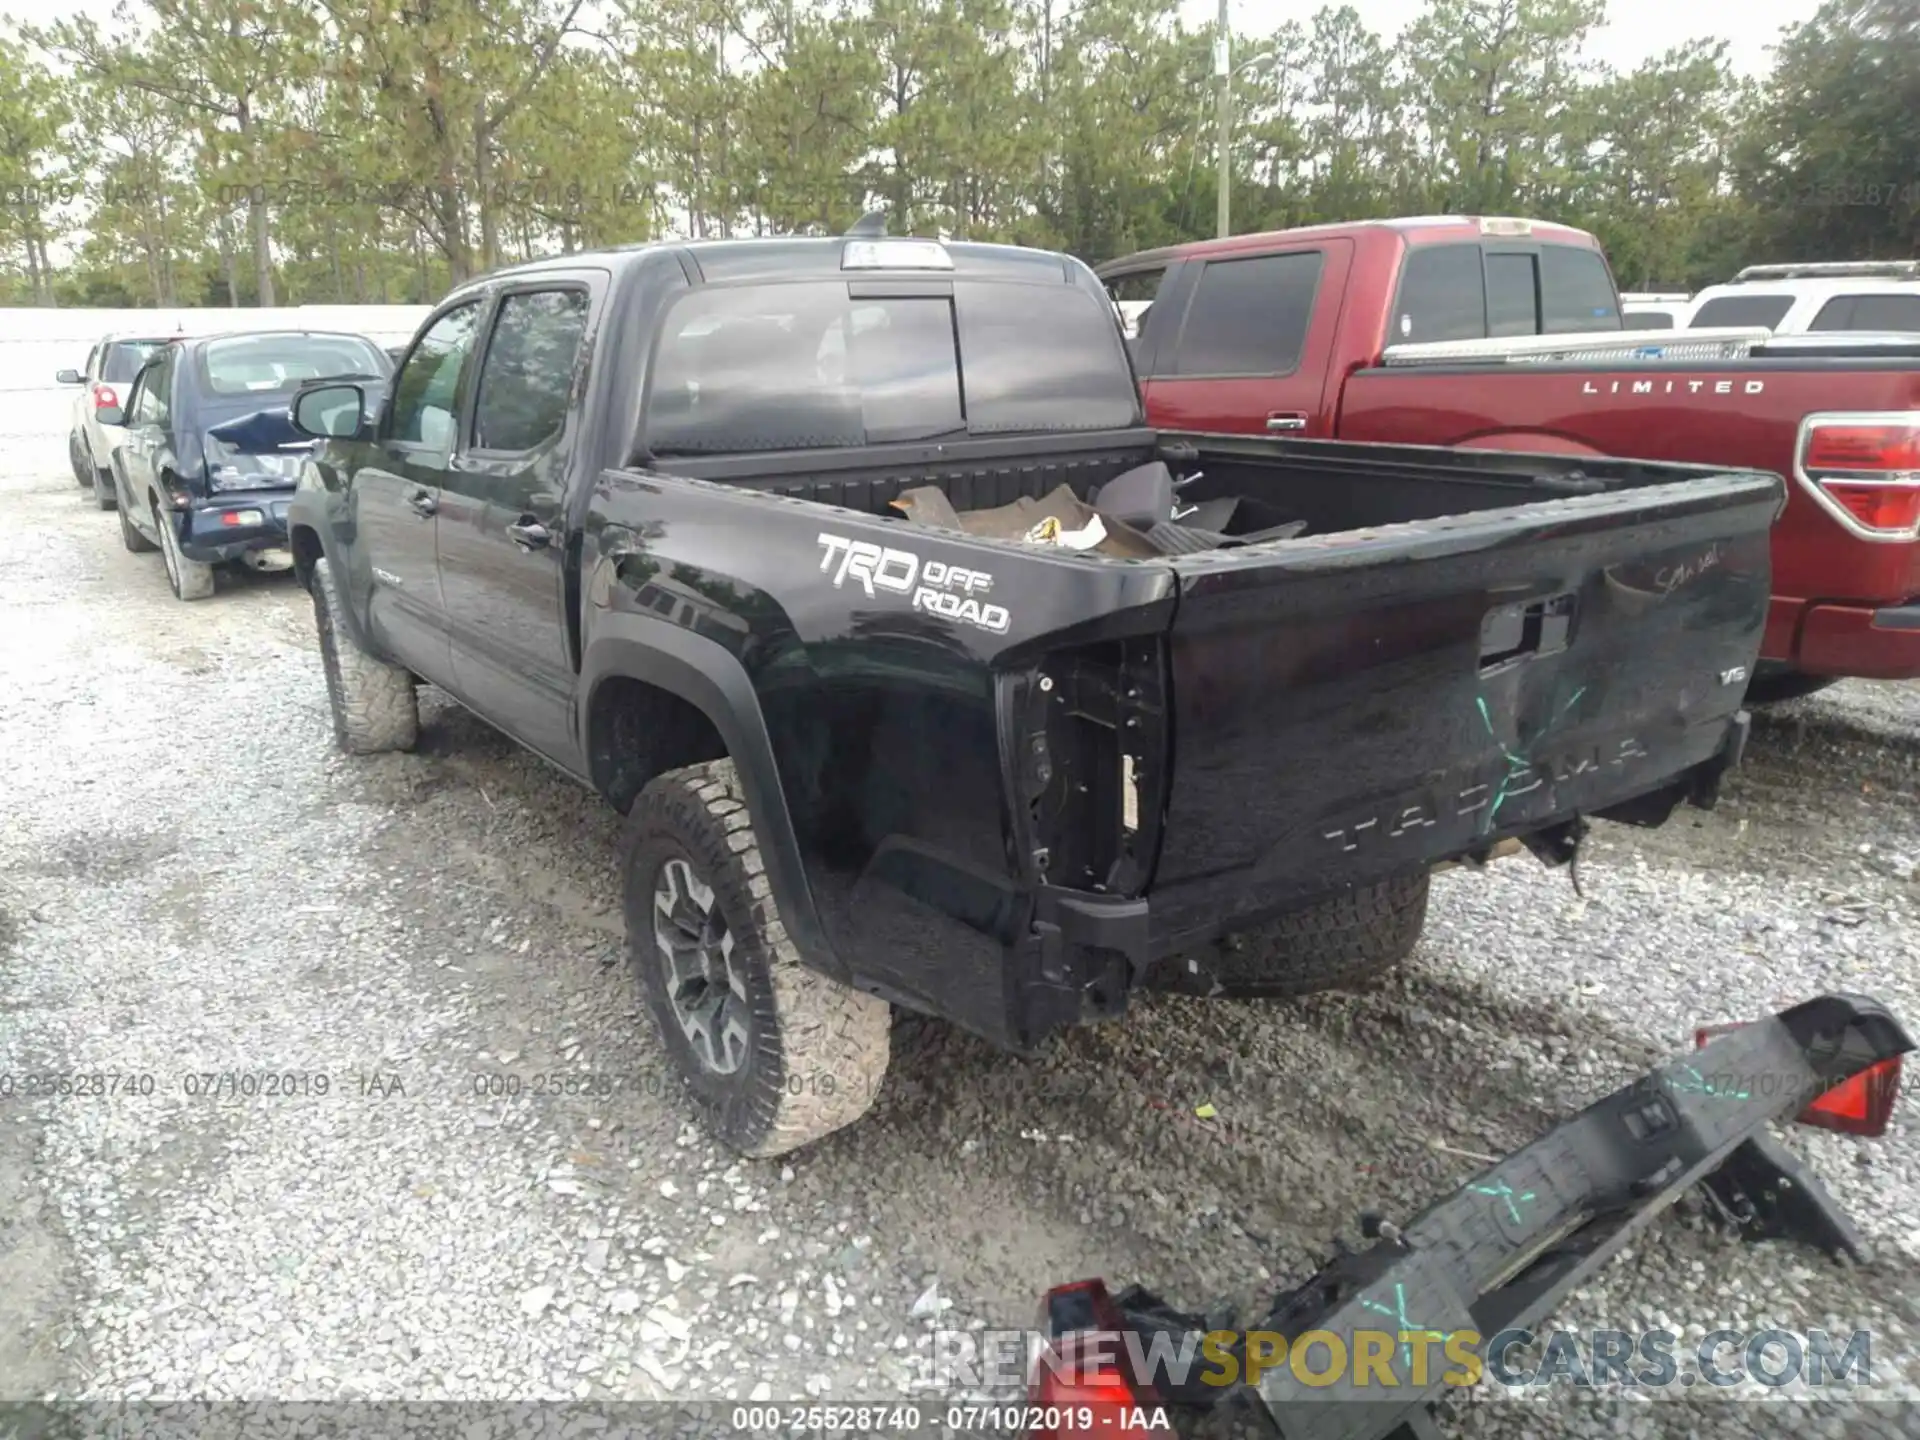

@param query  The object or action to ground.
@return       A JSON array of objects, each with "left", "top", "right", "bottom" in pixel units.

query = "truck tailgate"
[{"left": 1146, "top": 472, "right": 1782, "bottom": 946}]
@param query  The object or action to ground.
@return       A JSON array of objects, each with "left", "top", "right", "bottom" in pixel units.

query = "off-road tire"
[
  {"left": 152, "top": 499, "right": 215, "bottom": 601},
  {"left": 1744, "top": 664, "right": 1841, "bottom": 706},
  {"left": 308, "top": 556, "right": 419, "bottom": 754},
  {"left": 118, "top": 491, "right": 157, "bottom": 553},
  {"left": 623, "top": 758, "right": 891, "bottom": 1157},
  {"left": 1148, "top": 871, "right": 1431, "bottom": 999}
]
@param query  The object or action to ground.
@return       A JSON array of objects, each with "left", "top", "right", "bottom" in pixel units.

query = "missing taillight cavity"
[
  {"left": 1797, "top": 412, "right": 1920, "bottom": 539},
  {"left": 1015, "top": 639, "right": 1167, "bottom": 897}
]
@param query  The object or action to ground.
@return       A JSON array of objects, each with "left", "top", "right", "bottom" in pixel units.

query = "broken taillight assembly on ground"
[
  {"left": 1797, "top": 414, "right": 1920, "bottom": 539},
  {"left": 1028, "top": 995, "right": 1911, "bottom": 1440},
  {"left": 1694, "top": 1019, "right": 1904, "bottom": 1137},
  {"left": 1030, "top": 1281, "right": 1178, "bottom": 1440}
]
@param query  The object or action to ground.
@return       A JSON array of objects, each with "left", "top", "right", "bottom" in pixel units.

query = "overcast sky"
[{"left": 22, "top": 0, "right": 1809, "bottom": 81}]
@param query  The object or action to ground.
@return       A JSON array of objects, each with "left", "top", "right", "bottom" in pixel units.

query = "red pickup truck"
[{"left": 1099, "top": 217, "right": 1920, "bottom": 696}]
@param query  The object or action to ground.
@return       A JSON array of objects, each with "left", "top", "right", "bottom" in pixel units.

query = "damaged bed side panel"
[{"left": 1146, "top": 473, "right": 1781, "bottom": 953}]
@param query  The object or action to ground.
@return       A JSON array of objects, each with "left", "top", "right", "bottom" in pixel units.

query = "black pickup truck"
[{"left": 285, "top": 230, "right": 1780, "bottom": 1157}]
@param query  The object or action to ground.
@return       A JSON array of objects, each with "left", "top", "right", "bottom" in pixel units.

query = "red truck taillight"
[{"left": 1797, "top": 412, "right": 1920, "bottom": 539}]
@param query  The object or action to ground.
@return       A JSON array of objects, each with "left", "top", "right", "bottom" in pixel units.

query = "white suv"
[
  {"left": 1683, "top": 261, "right": 1920, "bottom": 335},
  {"left": 1619, "top": 291, "right": 1691, "bottom": 330},
  {"left": 58, "top": 332, "right": 175, "bottom": 509}
]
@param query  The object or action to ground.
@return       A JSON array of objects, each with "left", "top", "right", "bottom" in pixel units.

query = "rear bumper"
[
  {"left": 1034, "top": 992, "right": 1914, "bottom": 1440},
  {"left": 1766, "top": 594, "right": 1920, "bottom": 679},
  {"left": 1007, "top": 719, "right": 1749, "bottom": 1050},
  {"left": 176, "top": 493, "right": 294, "bottom": 563}
]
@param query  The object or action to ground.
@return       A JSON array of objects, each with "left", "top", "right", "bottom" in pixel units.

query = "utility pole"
[{"left": 1214, "top": 0, "right": 1231, "bottom": 239}]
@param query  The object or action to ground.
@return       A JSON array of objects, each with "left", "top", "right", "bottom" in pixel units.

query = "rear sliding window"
[
  {"left": 645, "top": 280, "right": 1138, "bottom": 455},
  {"left": 1689, "top": 295, "right": 1793, "bottom": 329},
  {"left": 1395, "top": 243, "right": 1621, "bottom": 344},
  {"left": 1627, "top": 311, "right": 1676, "bottom": 329},
  {"left": 1808, "top": 293, "right": 1920, "bottom": 332}
]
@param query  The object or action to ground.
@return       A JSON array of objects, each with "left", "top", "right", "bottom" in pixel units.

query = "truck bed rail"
[{"left": 1379, "top": 326, "right": 1773, "bottom": 367}]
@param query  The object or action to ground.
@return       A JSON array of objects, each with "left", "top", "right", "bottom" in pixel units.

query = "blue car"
[{"left": 107, "top": 330, "right": 393, "bottom": 601}]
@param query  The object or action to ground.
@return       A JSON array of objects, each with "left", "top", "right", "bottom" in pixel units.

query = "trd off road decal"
[{"left": 816, "top": 533, "right": 1011, "bottom": 635}]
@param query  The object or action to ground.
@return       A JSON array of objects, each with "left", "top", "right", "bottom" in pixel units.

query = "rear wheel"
[
  {"left": 1744, "top": 664, "right": 1841, "bottom": 706},
  {"left": 69, "top": 434, "right": 91, "bottom": 487},
  {"left": 91, "top": 461, "right": 117, "bottom": 511},
  {"left": 308, "top": 556, "right": 418, "bottom": 754},
  {"left": 1147, "top": 871, "right": 1431, "bottom": 999},
  {"left": 153, "top": 498, "right": 215, "bottom": 601},
  {"left": 623, "top": 758, "right": 891, "bottom": 1157}
]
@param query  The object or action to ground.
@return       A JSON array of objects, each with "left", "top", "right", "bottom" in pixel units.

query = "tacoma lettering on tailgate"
[{"left": 1321, "top": 737, "right": 1650, "bottom": 853}]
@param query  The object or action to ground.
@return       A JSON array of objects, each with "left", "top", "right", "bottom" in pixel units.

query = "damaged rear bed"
[{"left": 642, "top": 429, "right": 1783, "bottom": 1047}]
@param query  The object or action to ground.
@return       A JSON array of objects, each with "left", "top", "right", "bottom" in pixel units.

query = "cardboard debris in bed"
[{"left": 889, "top": 483, "right": 1162, "bottom": 559}]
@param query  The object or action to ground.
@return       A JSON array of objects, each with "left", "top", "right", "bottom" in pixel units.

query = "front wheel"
[
  {"left": 1147, "top": 871, "right": 1431, "bottom": 999},
  {"left": 308, "top": 555, "right": 418, "bottom": 753},
  {"left": 623, "top": 758, "right": 891, "bottom": 1157}
]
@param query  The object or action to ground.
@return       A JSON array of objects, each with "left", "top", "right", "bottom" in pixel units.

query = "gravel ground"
[{"left": 3, "top": 441, "right": 1919, "bottom": 1439}]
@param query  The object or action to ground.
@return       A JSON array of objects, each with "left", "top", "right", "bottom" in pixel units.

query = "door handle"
[
  {"left": 408, "top": 490, "right": 438, "bottom": 517},
  {"left": 1266, "top": 413, "right": 1308, "bottom": 432},
  {"left": 506, "top": 518, "right": 551, "bottom": 550}
]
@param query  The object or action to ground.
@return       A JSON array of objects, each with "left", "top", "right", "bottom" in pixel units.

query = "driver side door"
[{"left": 348, "top": 299, "right": 485, "bottom": 685}]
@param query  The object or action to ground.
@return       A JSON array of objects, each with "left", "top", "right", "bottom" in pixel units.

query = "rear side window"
[
  {"left": 1690, "top": 295, "right": 1793, "bottom": 329},
  {"left": 645, "top": 280, "right": 1137, "bottom": 456},
  {"left": 1539, "top": 246, "right": 1621, "bottom": 332},
  {"left": 473, "top": 289, "right": 591, "bottom": 452},
  {"left": 1627, "top": 311, "right": 1676, "bottom": 329},
  {"left": 132, "top": 350, "right": 175, "bottom": 425},
  {"left": 1809, "top": 293, "right": 1920, "bottom": 332},
  {"left": 1171, "top": 252, "right": 1323, "bottom": 375},
  {"left": 103, "top": 341, "right": 165, "bottom": 383},
  {"left": 1395, "top": 244, "right": 1484, "bottom": 344}
]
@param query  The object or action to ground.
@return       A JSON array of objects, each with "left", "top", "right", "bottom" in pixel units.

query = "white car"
[
  {"left": 58, "top": 331, "right": 176, "bottom": 509},
  {"left": 1683, "top": 261, "right": 1920, "bottom": 335}
]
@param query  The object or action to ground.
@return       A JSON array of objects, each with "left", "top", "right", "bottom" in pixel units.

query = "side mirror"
[
  {"left": 291, "top": 381, "right": 368, "bottom": 440},
  {"left": 96, "top": 406, "right": 125, "bottom": 427},
  {"left": 56, "top": 368, "right": 82, "bottom": 385}
]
